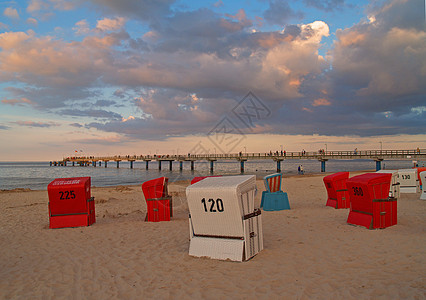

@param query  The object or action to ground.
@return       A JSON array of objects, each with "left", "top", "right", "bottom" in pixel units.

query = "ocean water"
[{"left": 0, "top": 159, "right": 421, "bottom": 190}]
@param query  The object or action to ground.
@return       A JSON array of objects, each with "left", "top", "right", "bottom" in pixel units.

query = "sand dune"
[{"left": 0, "top": 173, "right": 424, "bottom": 299}]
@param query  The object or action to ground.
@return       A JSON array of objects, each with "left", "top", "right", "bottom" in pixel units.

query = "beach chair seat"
[
  {"left": 260, "top": 173, "right": 290, "bottom": 211},
  {"left": 323, "top": 172, "right": 350, "bottom": 209},
  {"left": 346, "top": 173, "right": 396, "bottom": 229},
  {"left": 48, "top": 177, "right": 95, "bottom": 229},
  {"left": 186, "top": 175, "right": 263, "bottom": 262},
  {"left": 142, "top": 177, "right": 172, "bottom": 222}
]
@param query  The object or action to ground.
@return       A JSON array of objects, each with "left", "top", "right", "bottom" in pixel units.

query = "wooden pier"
[{"left": 51, "top": 149, "right": 426, "bottom": 173}]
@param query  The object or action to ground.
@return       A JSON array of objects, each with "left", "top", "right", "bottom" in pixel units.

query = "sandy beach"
[{"left": 0, "top": 172, "right": 424, "bottom": 299}]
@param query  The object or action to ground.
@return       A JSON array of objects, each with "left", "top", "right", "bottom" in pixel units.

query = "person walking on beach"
[
  {"left": 298, "top": 165, "right": 301, "bottom": 174},
  {"left": 300, "top": 165, "right": 304, "bottom": 175}
]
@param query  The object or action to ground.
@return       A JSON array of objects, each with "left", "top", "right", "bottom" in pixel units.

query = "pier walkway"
[{"left": 52, "top": 149, "right": 426, "bottom": 173}]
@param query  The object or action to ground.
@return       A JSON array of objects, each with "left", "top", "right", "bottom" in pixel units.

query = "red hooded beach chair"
[
  {"left": 48, "top": 177, "right": 95, "bottom": 229},
  {"left": 323, "top": 172, "right": 350, "bottom": 209},
  {"left": 190, "top": 176, "right": 222, "bottom": 185},
  {"left": 142, "top": 177, "right": 172, "bottom": 222},
  {"left": 346, "top": 173, "right": 396, "bottom": 229}
]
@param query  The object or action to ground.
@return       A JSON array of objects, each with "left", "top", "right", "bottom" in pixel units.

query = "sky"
[{"left": 0, "top": 0, "right": 425, "bottom": 161}]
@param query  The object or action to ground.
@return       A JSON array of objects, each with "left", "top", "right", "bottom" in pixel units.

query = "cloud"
[
  {"left": 121, "top": 115, "right": 135, "bottom": 122},
  {"left": 27, "top": 0, "right": 75, "bottom": 15},
  {"left": 302, "top": 0, "right": 348, "bottom": 12},
  {"left": 366, "top": 0, "right": 424, "bottom": 31},
  {"left": 73, "top": 19, "right": 91, "bottom": 35},
  {"left": 331, "top": 0, "right": 426, "bottom": 109},
  {"left": 68, "top": 135, "right": 124, "bottom": 145},
  {"left": 49, "top": 0, "right": 77, "bottom": 11},
  {"left": 257, "top": 0, "right": 426, "bottom": 137},
  {"left": 263, "top": 1, "right": 304, "bottom": 25},
  {"left": 113, "top": 89, "right": 126, "bottom": 98},
  {"left": 27, "top": 0, "right": 49, "bottom": 13},
  {"left": 2, "top": 97, "right": 34, "bottom": 106},
  {"left": 0, "top": 22, "right": 8, "bottom": 30},
  {"left": 0, "top": 0, "right": 424, "bottom": 141},
  {"left": 96, "top": 17, "right": 126, "bottom": 31},
  {"left": 14, "top": 121, "right": 61, "bottom": 128},
  {"left": 27, "top": 18, "right": 38, "bottom": 26},
  {"left": 4, "top": 7, "right": 19, "bottom": 19},
  {"left": 70, "top": 122, "right": 83, "bottom": 128},
  {"left": 58, "top": 109, "right": 123, "bottom": 120},
  {"left": 0, "top": 11, "right": 331, "bottom": 137},
  {"left": 87, "top": 0, "right": 174, "bottom": 21},
  {"left": 312, "top": 98, "right": 331, "bottom": 106},
  {"left": 0, "top": 30, "right": 125, "bottom": 108},
  {"left": 26, "top": 0, "right": 54, "bottom": 20},
  {"left": 94, "top": 100, "right": 116, "bottom": 107},
  {"left": 213, "top": 0, "right": 223, "bottom": 8}
]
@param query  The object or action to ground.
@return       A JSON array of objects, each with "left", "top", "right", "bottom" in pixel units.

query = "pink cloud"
[
  {"left": 14, "top": 121, "right": 61, "bottom": 128},
  {"left": 27, "top": 0, "right": 48, "bottom": 13},
  {"left": 4, "top": 7, "right": 19, "bottom": 19},
  {"left": 96, "top": 17, "right": 126, "bottom": 32},
  {"left": 313, "top": 98, "right": 331, "bottom": 106},
  {"left": 2, "top": 97, "right": 34, "bottom": 106}
]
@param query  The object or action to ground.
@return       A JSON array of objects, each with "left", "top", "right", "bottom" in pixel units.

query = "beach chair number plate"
[
  {"left": 59, "top": 190, "right": 76, "bottom": 200},
  {"left": 201, "top": 198, "right": 224, "bottom": 212},
  {"left": 401, "top": 175, "right": 410, "bottom": 180},
  {"left": 352, "top": 187, "right": 363, "bottom": 196}
]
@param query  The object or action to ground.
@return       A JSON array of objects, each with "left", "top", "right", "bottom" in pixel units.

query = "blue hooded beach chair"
[{"left": 260, "top": 173, "right": 290, "bottom": 211}]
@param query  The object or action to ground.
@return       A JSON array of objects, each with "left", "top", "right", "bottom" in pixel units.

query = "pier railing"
[{"left": 62, "top": 149, "right": 425, "bottom": 162}]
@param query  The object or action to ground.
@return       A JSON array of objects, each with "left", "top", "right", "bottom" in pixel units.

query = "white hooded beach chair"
[
  {"left": 398, "top": 169, "right": 419, "bottom": 193},
  {"left": 186, "top": 175, "right": 263, "bottom": 262},
  {"left": 376, "top": 170, "right": 400, "bottom": 199}
]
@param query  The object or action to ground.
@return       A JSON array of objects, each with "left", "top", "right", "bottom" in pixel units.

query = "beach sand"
[{"left": 0, "top": 173, "right": 425, "bottom": 299}]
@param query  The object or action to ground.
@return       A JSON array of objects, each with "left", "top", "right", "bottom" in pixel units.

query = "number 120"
[{"left": 201, "top": 198, "right": 224, "bottom": 212}]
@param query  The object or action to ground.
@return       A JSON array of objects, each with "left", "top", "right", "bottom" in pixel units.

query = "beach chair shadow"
[{"left": 260, "top": 173, "right": 290, "bottom": 211}]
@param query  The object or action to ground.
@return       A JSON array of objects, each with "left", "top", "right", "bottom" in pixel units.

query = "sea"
[{"left": 1, "top": 159, "right": 423, "bottom": 191}]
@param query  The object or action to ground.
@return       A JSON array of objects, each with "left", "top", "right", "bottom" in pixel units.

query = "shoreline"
[{"left": 0, "top": 170, "right": 378, "bottom": 192}]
